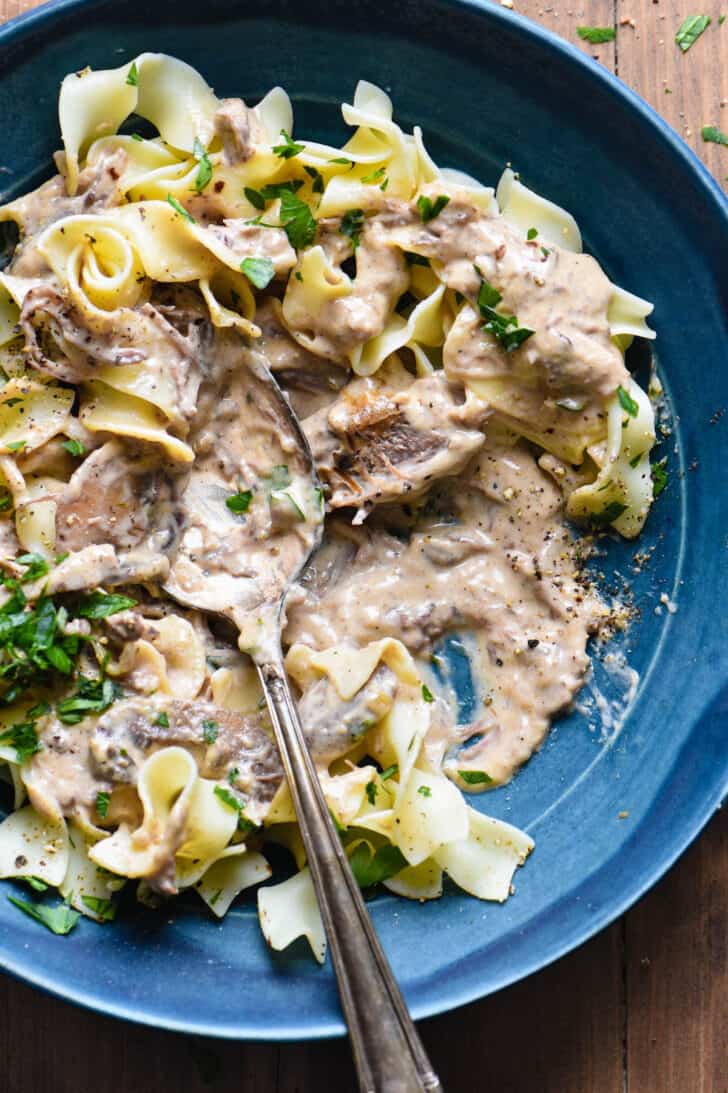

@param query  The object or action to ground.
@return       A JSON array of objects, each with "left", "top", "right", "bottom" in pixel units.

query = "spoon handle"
[{"left": 258, "top": 658, "right": 443, "bottom": 1093}]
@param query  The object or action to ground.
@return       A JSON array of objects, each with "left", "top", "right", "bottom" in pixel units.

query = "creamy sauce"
[
  {"left": 0, "top": 108, "right": 646, "bottom": 891},
  {"left": 286, "top": 430, "right": 604, "bottom": 784}
]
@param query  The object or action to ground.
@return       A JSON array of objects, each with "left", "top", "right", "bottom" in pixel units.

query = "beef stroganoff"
[{"left": 0, "top": 54, "right": 658, "bottom": 957}]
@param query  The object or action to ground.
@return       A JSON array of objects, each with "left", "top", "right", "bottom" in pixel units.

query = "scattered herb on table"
[
  {"left": 577, "top": 26, "right": 616, "bottom": 43},
  {"left": 675, "top": 14, "right": 711, "bottom": 51}
]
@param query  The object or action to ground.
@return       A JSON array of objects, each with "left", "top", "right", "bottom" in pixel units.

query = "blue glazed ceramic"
[{"left": 0, "top": 0, "right": 726, "bottom": 1041}]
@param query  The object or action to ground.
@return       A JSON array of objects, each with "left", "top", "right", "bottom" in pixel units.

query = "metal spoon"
[{"left": 163, "top": 346, "right": 443, "bottom": 1093}]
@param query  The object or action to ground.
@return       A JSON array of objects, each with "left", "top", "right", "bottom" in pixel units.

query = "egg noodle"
[{"left": 0, "top": 54, "right": 657, "bottom": 958}]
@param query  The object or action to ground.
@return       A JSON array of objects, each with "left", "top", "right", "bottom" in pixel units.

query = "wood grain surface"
[{"left": 0, "top": 2, "right": 726, "bottom": 1091}]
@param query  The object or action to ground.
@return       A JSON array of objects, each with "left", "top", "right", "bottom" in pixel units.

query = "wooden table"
[{"left": 0, "top": 1, "right": 726, "bottom": 1089}]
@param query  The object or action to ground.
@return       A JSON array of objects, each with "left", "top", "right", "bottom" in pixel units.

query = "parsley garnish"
[
  {"left": 417, "top": 785, "right": 432, "bottom": 798},
  {"left": 365, "top": 780, "right": 378, "bottom": 806},
  {"left": 226, "top": 490, "right": 252, "bottom": 514},
  {"left": 6, "top": 440, "right": 26, "bottom": 452},
  {"left": 591, "top": 501, "right": 628, "bottom": 526},
  {"left": 213, "top": 785, "right": 256, "bottom": 832},
  {"left": 279, "top": 190, "right": 316, "bottom": 250},
  {"left": 416, "top": 194, "right": 450, "bottom": 223},
  {"left": 62, "top": 438, "right": 85, "bottom": 457},
  {"left": 26, "top": 877, "right": 47, "bottom": 892},
  {"left": 81, "top": 895, "right": 116, "bottom": 921},
  {"left": 340, "top": 208, "right": 365, "bottom": 250},
  {"left": 0, "top": 491, "right": 12, "bottom": 512},
  {"left": 328, "top": 157, "right": 355, "bottom": 167},
  {"left": 702, "top": 125, "right": 728, "bottom": 146},
  {"left": 56, "top": 677, "right": 121, "bottom": 725},
  {"left": 361, "top": 166, "right": 387, "bottom": 186},
  {"left": 475, "top": 271, "right": 535, "bottom": 352},
  {"left": 459, "top": 770, "right": 493, "bottom": 786},
  {"left": 421, "top": 684, "right": 434, "bottom": 703},
  {"left": 0, "top": 720, "right": 40, "bottom": 762},
  {"left": 380, "top": 763, "right": 398, "bottom": 781},
  {"left": 527, "top": 227, "right": 538, "bottom": 240},
  {"left": 577, "top": 26, "right": 616, "bottom": 42},
  {"left": 95, "top": 791, "right": 110, "bottom": 819},
  {"left": 617, "top": 385, "right": 639, "bottom": 417},
  {"left": 166, "top": 194, "right": 195, "bottom": 223},
  {"left": 303, "top": 165, "right": 325, "bottom": 194},
  {"left": 240, "top": 256, "right": 275, "bottom": 290},
  {"left": 16, "top": 553, "right": 49, "bottom": 583},
  {"left": 675, "top": 14, "right": 711, "bottom": 51},
  {"left": 131, "top": 133, "right": 143, "bottom": 142},
  {"left": 348, "top": 843, "right": 407, "bottom": 888},
  {"left": 8, "top": 894, "right": 80, "bottom": 935},
  {"left": 203, "top": 719, "right": 219, "bottom": 744},
  {"left": 74, "top": 591, "right": 137, "bottom": 619},
  {"left": 154, "top": 712, "right": 170, "bottom": 728},
  {"left": 272, "top": 130, "right": 304, "bottom": 159},
  {"left": 126, "top": 61, "right": 139, "bottom": 86},
  {"left": 0, "top": 595, "right": 81, "bottom": 705},
  {"left": 228, "top": 766, "right": 239, "bottom": 786},
  {"left": 244, "top": 187, "right": 266, "bottom": 210},
  {"left": 652, "top": 458, "right": 668, "bottom": 497},
  {"left": 260, "top": 180, "right": 304, "bottom": 200},
  {"left": 192, "top": 137, "right": 213, "bottom": 194}
]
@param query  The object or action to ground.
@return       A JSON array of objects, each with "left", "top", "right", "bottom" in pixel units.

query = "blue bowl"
[{"left": 1, "top": 0, "right": 726, "bottom": 1041}]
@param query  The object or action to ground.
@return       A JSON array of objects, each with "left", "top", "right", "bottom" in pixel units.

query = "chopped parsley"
[
  {"left": 361, "top": 166, "right": 387, "bottom": 188},
  {"left": 166, "top": 194, "right": 195, "bottom": 223},
  {"left": 131, "top": 132, "right": 144, "bottom": 142},
  {"left": 591, "top": 501, "right": 628, "bottom": 526},
  {"left": 192, "top": 137, "right": 213, "bottom": 194},
  {"left": 527, "top": 227, "right": 539, "bottom": 240},
  {"left": 8, "top": 894, "right": 80, "bottom": 935},
  {"left": 16, "top": 553, "right": 49, "bottom": 583},
  {"left": 417, "top": 785, "right": 432, "bottom": 798},
  {"left": 203, "top": 719, "right": 219, "bottom": 744},
  {"left": 272, "top": 130, "right": 304, "bottom": 159},
  {"left": 244, "top": 187, "right": 266, "bottom": 210},
  {"left": 95, "top": 791, "right": 110, "bottom": 819},
  {"left": 459, "top": 770, "right": 493, "bottom": 786},
  {"left": 260, "top": 180, "right": 304, "bottom": 200},
  {"left": 702, "top": 125, "right": 728, "bottom": 146},
  {"left": 577, "top": 26, "right": 616, "bottom": 43},
  {"left": 328, "top": 157, "right": 355, "bottom": 167},
  {"left": 154, "top": 712, "right": 170, "bottom": 728},
  {"left": 0, "top": 720, "right": 40, "bottom": 762},
  {"left": 416, "top": 194, "right": 450, "bottom": 223},
  {"left": 126, "top": 61, "right": 139, "bottom": 87},
  {"left": 303, "top": 165, "right": 325, "bottom": 194},
  {"left": 213, "top": 784, "right": 256, "bottom": 833},
  {"left": 617, "top": 385, "right": 639, "bottom": 417},
  {"left": 74, "top": 591, "right": 137, "bottom": 619},
  {"left": 340, "top": 208, "right": 365, "bottom": 250},
  {"left": 365, "top": 780, "right": 378, "bottom": 806},
  {"left": 380, "top": 763, "right": 399, "bottom": 782},
  {"left": 81, "top": 895, "right": 116, "bottom": 921},
  {"left": 226, "top": 490, "right": 252, "bottom": 514},
  {"left": 0, "top": 594, "right": 83, "bottom": 705},
  {"left": 652, "top": 457, "right": 668, "bottom": 497},
  {"left": 675, "top": 14, "right": 711, "bottom": 51},
  {"left": 348, "top": 842, "right": 407, "bottom": 888},
  {"left": 62, "top": 438, "right": 85, "bottom": 457},
  {"left": 26, "top": 877, "right": 48, "bottom": 892},
  {"left": 228, "top": 766, "right": 239, "bottom": 786},
  {"left": 421, "top": 683, "right": 434, "bottom": 703},
  {"left": 0, "top": 491, "right": 12, "bottom": 512},
  {"left": 56, "top": 677, "right": 121, "bottom": 725},
  {"left": 279, "top": 190, "right": 317, "bottom": 250},
  {"left": 240, "top": 256, "right": 275, "bottom": 290},
  {"left": 6, "top": 440, "right": 26, "bottom": 452},
  {"left": 475, "top": 270, "right": 535, "bottom": 352}
]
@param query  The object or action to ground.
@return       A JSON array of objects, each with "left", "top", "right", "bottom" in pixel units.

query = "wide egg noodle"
[
  {"left": 257, "top": 865, "right": 326, "bottom": 964},
  {"left": 567, "top": 376, "right": 656, "bottom": 538},
  {"left": 79, "top": 380, "right": 195, "bottom": 463},
  {"left": 89, "top": 747, "right": 240, "bottom": 886},
  {"left": 0, "top": 805, "right": 69, "bottom": 886},
  {"left": 59, "top": 820, "right": 126, "bottom": 922}
]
